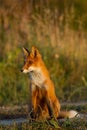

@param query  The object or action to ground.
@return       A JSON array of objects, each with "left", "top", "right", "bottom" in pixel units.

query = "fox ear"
[
  {"left": 31, "top": 46, "right": 41, "bottom": 58},
  {"left": 22, "top": 47, "right": 30, "bottom": 57}
]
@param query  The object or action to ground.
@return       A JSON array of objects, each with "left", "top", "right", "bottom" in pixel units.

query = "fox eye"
[{"left": 28, "top": 60, "right": 33, "bottom": 64}]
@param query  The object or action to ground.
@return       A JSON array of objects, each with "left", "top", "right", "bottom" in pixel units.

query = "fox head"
[{"left": 21, "top": 46, "right": 42, "bottom": 73}]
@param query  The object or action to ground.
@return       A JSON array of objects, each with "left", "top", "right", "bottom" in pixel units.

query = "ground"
[{"left": 0, "top": 102, "right": 87, "bottom": 130}]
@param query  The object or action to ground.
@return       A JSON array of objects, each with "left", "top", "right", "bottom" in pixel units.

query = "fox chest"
[{"left": 29, "top": 71, "right": 45, "bottom": 88}]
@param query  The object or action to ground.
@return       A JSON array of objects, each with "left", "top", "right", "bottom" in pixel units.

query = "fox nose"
[{"left": 21, "top": 69, "right": 23, "bottom": 72}]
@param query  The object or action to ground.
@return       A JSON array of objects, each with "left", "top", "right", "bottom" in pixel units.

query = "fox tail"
[{"left": 59, "top": 110, "right": 79, "bottom": 119}]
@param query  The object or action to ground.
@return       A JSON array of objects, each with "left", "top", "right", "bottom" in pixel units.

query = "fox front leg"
[
  {"left": 43, "top": 89, "right": 54, "bottom": 118},
  {"left": 45, "top": 97, "right": 54, "bottom": 118},
  {"left": 29, "top": 83, "right": 37, "bottom": 119}
]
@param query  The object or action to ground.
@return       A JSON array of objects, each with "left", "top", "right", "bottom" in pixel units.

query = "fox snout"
[
  {"left": 21, "top": 67, "right": 30, "bottom": 73},
  {"left": 21, "top": 68, "right": 27, "bottom": 73}
]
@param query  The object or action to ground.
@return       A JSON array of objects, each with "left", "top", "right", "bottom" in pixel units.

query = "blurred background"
[{"left": 0, "top": 0, "right": 87, "bottom": 106}]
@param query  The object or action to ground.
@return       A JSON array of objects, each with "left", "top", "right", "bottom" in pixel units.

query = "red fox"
[{"left": 21, "top": 46, "right": 79, "bottom": 120}]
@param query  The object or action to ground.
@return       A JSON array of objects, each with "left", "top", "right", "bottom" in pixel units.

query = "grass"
[
  {"left": 0, "top": 103, "right": 87, "bottom": 130},
  {"left": 0, "top": 18, "right": 87, "bottom": 106},
  {"left": 0, "top": 118, "right": 87, "bottom": 130}
]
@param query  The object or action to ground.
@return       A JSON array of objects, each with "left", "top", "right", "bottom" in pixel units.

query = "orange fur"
[{"left": 21, "top": 46, "right": 78, "bottom": 120}]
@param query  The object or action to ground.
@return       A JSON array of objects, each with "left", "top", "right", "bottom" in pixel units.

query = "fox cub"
[{"left": 21, "top": 46, "right": 78, "bottom": 120}]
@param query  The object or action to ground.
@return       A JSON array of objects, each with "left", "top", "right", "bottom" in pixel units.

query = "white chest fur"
[{"left": 29, "top": 68, "right": 46, "bottom": 88}]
